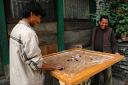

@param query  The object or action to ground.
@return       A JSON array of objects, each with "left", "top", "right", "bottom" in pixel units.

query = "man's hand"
[{"left": 42, "top": 63, "right": 64, "bottom": 71}]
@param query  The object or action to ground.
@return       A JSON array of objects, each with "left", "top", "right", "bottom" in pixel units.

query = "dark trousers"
[
  {"left": 44, "top": 72, "right": 60, "bottom": 85},
  {"left": 91, "top": 67, "right": 112, "bottom": 85}
]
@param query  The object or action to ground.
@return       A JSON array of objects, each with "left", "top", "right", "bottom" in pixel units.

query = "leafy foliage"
[{"left": 114, "top": 3, "right": 128, "bottom": 38}]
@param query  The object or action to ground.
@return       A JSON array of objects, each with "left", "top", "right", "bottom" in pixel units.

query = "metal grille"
[
  {"left": 64, "top": 0, "right": 90, "bottom": 19},
  {"left": 10, "top": 0, "right": 29, "bottom": 18},
  {"left": 10, "top": 0, "right": 56, "bottom": 21}
]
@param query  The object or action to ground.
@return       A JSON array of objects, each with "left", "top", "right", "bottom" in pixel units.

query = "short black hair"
[
  {"left": 21, "top": 1, "right": 45, "bottom": 18},
  {"left": 99, "top": 15, "right": 109, "bottom": 22}
]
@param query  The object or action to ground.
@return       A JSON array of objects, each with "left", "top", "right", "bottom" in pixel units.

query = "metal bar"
[
  {"left": 0, "top": 0, "right": 9, "bottom": 65},
  {"left": 56, "top": 0, "right": 64, "bottom": 51}
]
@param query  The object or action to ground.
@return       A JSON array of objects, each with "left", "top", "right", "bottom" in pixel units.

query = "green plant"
[{"left": 114, "top": 3, "right": 128, "bottom": 38}]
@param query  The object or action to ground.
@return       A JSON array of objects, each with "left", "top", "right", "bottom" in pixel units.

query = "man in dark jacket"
[{"left": 91, "top": 15, "right": 117, "bottom": 85}]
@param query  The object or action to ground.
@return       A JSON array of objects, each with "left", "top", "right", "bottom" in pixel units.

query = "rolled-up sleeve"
[{"left": 22, "top": 31, "right": 43, "bottom": 70}]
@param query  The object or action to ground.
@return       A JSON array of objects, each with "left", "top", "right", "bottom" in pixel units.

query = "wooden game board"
[{"left": 43, "top": 48, "right": 124, "bottom": 85}]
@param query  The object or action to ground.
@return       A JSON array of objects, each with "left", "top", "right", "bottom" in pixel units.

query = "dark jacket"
[{"left": 91, "top": 26, "right": 117, "bottom": 53}]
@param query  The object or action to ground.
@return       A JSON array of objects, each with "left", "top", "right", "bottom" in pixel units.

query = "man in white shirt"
[{"left": 10, "top": 1, "right": 58, "bottom": 85}]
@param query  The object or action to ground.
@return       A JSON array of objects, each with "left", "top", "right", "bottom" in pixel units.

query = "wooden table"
[{"left": 43, "top": 48, "right": 124, "bottom": 85}]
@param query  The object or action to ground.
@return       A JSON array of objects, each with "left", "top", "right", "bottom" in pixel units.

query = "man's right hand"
[{"left": 42, "top": 63, "right": 64, "bottom": 71}]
